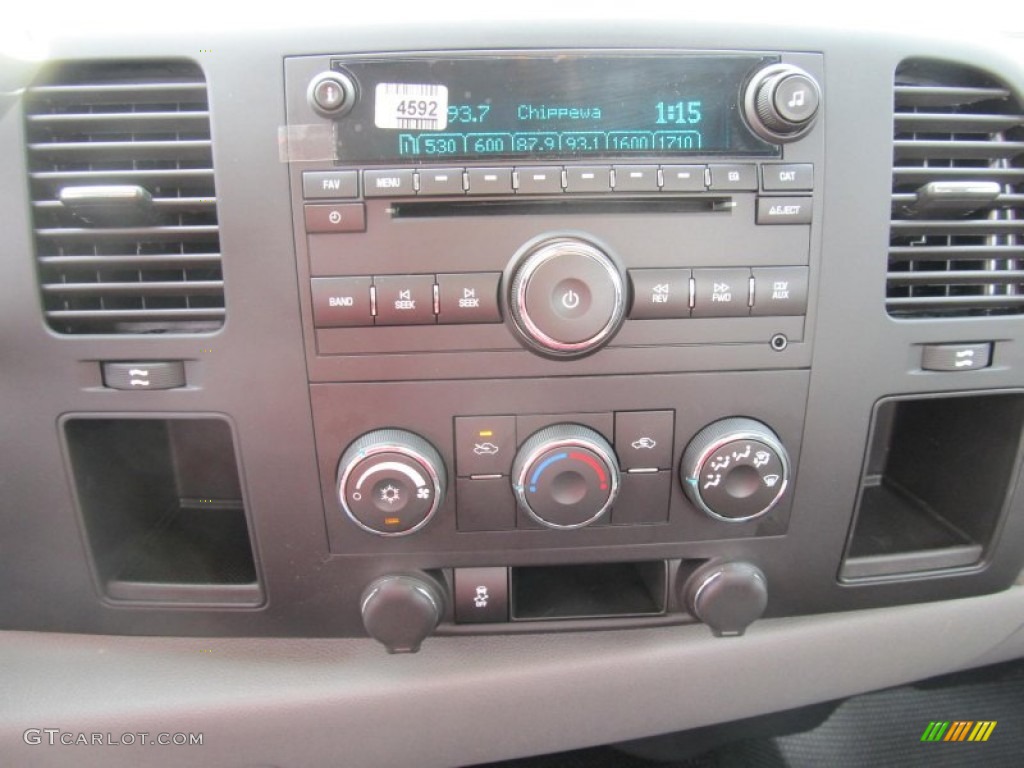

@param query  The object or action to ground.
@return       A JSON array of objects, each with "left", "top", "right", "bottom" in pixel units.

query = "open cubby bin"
[
  {"left": 841, "top": 392, "right": 1024, "bottom": 580},
  {"left": 63, "top": 417, "right": 262, "bottom": 604}
]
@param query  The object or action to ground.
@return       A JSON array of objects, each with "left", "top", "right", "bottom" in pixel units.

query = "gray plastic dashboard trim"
[{"left": 3, "top": 587, "right": 1024, "bottom": 767}]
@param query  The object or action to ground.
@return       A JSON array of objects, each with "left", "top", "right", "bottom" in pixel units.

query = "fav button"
[{"left": 302, "top": 170, "right": 359, "bottom": 199}]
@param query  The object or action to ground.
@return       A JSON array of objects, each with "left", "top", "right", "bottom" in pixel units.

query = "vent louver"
[
  {"left": 888, "top": 59, "right": 1024, "bottom": 318},
  {"left": 24, "top": 60, "right": 224, "bottom": 334}
]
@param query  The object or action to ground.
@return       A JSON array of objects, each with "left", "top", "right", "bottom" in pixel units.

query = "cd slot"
[{"left": 389, "top": 196, "right": 733, "bottom": 218}]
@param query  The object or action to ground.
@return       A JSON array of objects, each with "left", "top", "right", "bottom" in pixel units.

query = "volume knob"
[{"left": 744, "top": 64, "right": 821, "bottom": 142}]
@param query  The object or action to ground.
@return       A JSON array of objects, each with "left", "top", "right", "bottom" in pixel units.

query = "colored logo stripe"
[
  {"left": 968, "top": 722, "right": 997, "bottom": 742},
  {"left": 921, "top": 722, "right": 949, "bottom": 741},
  {"left": 921, "top": 720, "right": 997, "bottom": 742},
  {"left": 944, "top": 721, "right": 973, "bottom": 741}
]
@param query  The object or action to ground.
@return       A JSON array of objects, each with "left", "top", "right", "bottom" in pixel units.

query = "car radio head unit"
[{"left": 322, "top": 54, "right": 783, "bottom": 163}]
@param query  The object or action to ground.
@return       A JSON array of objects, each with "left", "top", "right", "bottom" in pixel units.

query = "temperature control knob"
[
  {"left": 507, "top": 238, "right": 626, "bottom": 358},
  {"left": 680, "top": 418, "right": 790, "bottom": 522},
  {"left": 743, "top": 64, "right": 821, "bottom": 142},
  {"left": 338, "top": 429, "right": 446, "bottom": 536},
  {"left": 512, "top": 424, "right": 620, "bottom": 529}
]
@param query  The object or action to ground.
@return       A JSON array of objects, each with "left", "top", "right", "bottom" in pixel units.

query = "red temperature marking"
[{"left": 570, "top": 451, "right": 607, "bottom": 487}]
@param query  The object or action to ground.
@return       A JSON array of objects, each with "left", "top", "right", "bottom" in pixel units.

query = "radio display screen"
[{"left": 331, "top": 54, "right": 780, "bottom": 163}]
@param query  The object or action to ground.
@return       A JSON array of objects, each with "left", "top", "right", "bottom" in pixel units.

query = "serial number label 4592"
[{"left": 375, "top": 83, "right": 449, "bottom": 131}]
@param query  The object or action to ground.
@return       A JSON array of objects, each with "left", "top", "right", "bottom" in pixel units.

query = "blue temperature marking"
[{"left": 529, "top": 452, "right": 568, "bottom": 492}]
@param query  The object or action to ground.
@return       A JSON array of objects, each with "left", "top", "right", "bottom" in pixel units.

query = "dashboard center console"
[{"left": 283, "top": 50, "right": 827, "bottom": 644}]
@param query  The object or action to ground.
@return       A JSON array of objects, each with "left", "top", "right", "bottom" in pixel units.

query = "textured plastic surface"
[{"left": 1, "top": 13, "right": 1024, "bottom": 768}]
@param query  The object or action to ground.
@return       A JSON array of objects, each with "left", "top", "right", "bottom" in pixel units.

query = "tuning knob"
[
  {"left": 507, "top": 237, "right": 626, "bottom": 358},
  {"left": 337, "top": 429, "right": 446, "bottom": 536},
  {"left": 682, "top": 561, "right": 768, "bottom": 637},
  {"left": 744, "top": 64, "right": 821, "bottom": 142},
  {"left": 512, "top": 424, "right": 620, "bottom": 529},
  {"left": 680, "top": 418, "right": 790, "bottom": 522},
  {"left": 361, "top": 573, "right": 445, "bottom": 653}
]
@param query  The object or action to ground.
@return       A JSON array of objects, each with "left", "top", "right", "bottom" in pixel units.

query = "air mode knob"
[
  {"left": 337, "top": 429, "right": 446, "bottom": 536},
  {"left": 680, "top": 417, "right": 790, "bottom": 522},
  {"left": 744, "top": 64, "right": 821, "bottom": 142},
  {"left": 512, "top": 424, "right": 621, "bottom": 529},
  {"left": 507, "top": 237, "right": 626, "bottom": 358}
]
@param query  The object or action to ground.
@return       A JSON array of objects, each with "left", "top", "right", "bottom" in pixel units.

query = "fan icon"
[{"left": 379, "top": 485, "right": 402, "bottom": 505}]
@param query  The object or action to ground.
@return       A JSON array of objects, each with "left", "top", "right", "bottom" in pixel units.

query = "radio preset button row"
[
  {"left": 312, "top": 273, "right": 502, "bottom": 328},
  {"left": 628, "top": 267, "right": 809, "bottom": 319},
  {"left": 319, "top": 163, "right": 815, "bottom": 201}
]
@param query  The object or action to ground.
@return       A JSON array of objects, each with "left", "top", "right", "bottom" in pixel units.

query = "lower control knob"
[
  {"left": 682, "top": 561, "right": 768, "bottom": 637},
  {"left": 338, "top": 429, "right": 446, "bottom": 536},
  {"left": 361, "top": 573, "right": 445, "bottom": 653},
  {"left": 512, "top": 424, "right": 620, "bottom": 529},
  {"left": 680, "top": 417, "right": 790, "bottom": 522}
]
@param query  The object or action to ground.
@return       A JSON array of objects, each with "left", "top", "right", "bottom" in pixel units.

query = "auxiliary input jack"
[{"left": 770, "top": 333, "right": 789, "bottom": 352}]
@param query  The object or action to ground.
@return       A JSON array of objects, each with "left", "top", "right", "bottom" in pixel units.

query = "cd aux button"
[{"left": 751, "top": 267, "right": 809, "bottom": 316}]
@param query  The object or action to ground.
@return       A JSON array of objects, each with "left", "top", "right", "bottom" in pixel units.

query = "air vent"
[
  {"left": 888, "top": 59, "right": 1024, "bottom": 317},
  {"left": 24, "top": 60, "right": 224, "bottom": 334}
]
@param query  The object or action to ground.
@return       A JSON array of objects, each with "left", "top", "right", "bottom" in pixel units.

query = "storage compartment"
[
  {"left": 841, "top": 392, "right": 1024, "bottom": 580},
  {"left": 63, "top": 417, "right": 261, "bottom": 604},
  {"left": 511, "top": 561, "right": 667, "bottom": 620}
]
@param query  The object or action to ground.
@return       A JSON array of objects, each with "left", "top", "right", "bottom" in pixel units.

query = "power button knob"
[{"left": 507, "top": 238, "right": 626, "bottom": 358}]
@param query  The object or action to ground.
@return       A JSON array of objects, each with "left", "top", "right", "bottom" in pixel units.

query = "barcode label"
[{"left": 375, "top": 83, "right": 449, "bottom": 131}]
